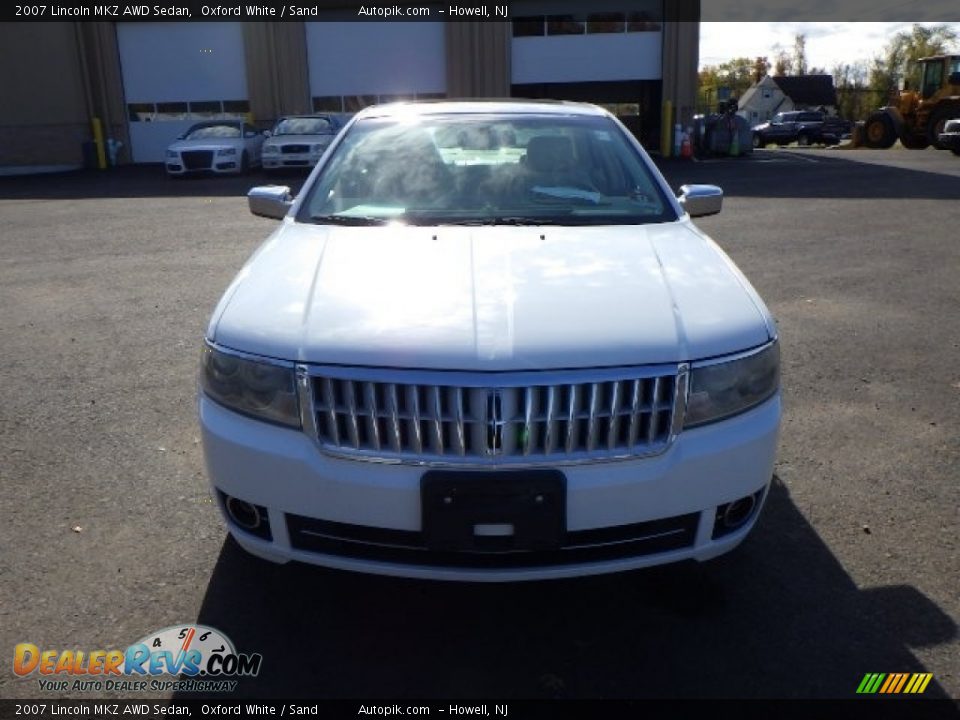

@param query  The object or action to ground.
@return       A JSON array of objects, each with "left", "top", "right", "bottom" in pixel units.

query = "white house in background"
[
  {"left": 738, "top": 74, "right": 840, "bottom": 125},
  {"left": 737, "top": 76, "right": 791, "bottom": 125}
]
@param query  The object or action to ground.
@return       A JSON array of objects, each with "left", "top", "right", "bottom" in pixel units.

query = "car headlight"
[
  {"left": 684, "top": 341, "right": 779, "bottom": 428},
  {"left": 216, "top": 147, "right": 237, "bottom": 156},
  {"left": 262, "top": 145, "right": 279, "bottom": 155},
  {"left": 200, "top": 344, "right": 300, "bottom": 428},
  {"left": 166, "top": 150, "right": 178, "bottom": 159}
]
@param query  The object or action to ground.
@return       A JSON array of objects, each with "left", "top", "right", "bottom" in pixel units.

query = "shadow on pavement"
[
  {"left": 179, "top": 477, "right": 956, "bottom": 699},
  {"left": 657, "top": 151, "right": 960, "bottom": 200},
  {"left": 0, "top": 166, "right": 308, "bottom": 201},
  {"left": 2, "top": 151, "right": 958, "bottom": 203}
]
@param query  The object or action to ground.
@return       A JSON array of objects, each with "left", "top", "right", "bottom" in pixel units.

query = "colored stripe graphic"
[{"left": 857, "top": 672, "right": 933, "bottom": 694}]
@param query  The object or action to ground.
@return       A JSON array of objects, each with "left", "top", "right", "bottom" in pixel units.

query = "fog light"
[
  {"left": 220, "top": 492, "right": 272, "bottom": 541},
  {"left": 713, "top": 489, "right": 765, "bottom": 539}
]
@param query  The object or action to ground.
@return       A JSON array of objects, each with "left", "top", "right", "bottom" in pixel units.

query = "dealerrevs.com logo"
[{"left": 13, "top": 625, "right": 262, "bottom": 693}]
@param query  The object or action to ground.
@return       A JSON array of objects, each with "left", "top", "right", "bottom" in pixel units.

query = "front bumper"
[
  {"left": 262, "top": 153, "right": 321, "bottom": 169},
  {"left": 165, "top": 155, "right": 241, "bottom": 176},
  {"left": 199, "top": 393, "right": 780, "bottom": 581},
  {"left": 938, "top": 132, "right": 960, "bottom": 151}
]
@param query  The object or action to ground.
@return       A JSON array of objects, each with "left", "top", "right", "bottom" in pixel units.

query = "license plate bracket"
[{"left": 421, "top": 470, "right": 566, "bottom": 553}]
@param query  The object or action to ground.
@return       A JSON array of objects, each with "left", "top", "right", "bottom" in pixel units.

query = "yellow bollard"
[
  {"left": 661, "top": 100, "right": 673, "bottom": 157},
  {"left": 91, "top": 117, "right": 107, "bottom": 170}
]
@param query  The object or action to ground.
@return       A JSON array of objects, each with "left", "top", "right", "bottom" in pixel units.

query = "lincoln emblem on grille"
[{"left": 486, "top": 389, "right": 505, "bottom": 455}]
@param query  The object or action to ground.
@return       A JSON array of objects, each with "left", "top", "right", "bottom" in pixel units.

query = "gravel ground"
[{"left": 0, "top": 148, "right": 957, "bottom": 701}]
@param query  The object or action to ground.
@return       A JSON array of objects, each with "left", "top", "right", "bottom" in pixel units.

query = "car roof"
[
  {"left": 356, "top": 99, "right": 610, "bottom": 120},
  {"left": 187, "top": 119, "right": 243, "bottom": 129},
  {"left": 278, "top": 114, "right": 338, "bottom": 121}
]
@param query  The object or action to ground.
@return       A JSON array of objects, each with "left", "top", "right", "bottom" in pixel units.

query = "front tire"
[
  {"left": 928, "top": 106, "right": 960, "bottom": 149},
  {"left": 797, "top": 133, "right": 811, "bottom": 147},
  {"left": 863, "top": 112, "right": 896, "bottom": 149},
  {"left": 752, "top": 134, "right": 762, "bottom": 149}
]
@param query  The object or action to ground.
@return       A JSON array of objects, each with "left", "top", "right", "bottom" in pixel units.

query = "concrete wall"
[
  {"left": 0, "top": 23, "right": 89, "bottom": 166},
  {"left": 1, "top": 11, "right": 700, "bottom": 167}
]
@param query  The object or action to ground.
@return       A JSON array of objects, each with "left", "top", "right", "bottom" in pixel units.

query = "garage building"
[{"left": 0, "top": 2, "right": 699, "bottom": 167}]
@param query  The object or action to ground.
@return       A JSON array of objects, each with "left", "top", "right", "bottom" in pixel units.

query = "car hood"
[
  {"left": 209, "top": 221, "right": 773, "bottom": 370},
  {"left": 265, "top": 134, "right": 334, "bottom": 147},
  {"left": 169, "top": 138, "right": 242, "bottom": 151}
]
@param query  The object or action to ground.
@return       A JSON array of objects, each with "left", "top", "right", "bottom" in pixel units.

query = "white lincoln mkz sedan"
[{"left": 199, "top": 101, "right": 781, "bottom": 581}]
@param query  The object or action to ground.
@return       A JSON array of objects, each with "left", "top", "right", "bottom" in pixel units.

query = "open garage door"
[
  {"left": 305, "top": 22, "right": 446, "bottom": 112},
  {"left": 117, "top": 23, "right": 249, "bottom": 163}
]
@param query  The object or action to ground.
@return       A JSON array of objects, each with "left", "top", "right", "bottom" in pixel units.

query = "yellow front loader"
[{"left": 859, "top": 55, "right": 960, "bottom": 149}]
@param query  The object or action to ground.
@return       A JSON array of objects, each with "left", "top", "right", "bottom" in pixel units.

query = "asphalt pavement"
[{"left": 0, "top": 148, "right": 957, "bottom": 701}]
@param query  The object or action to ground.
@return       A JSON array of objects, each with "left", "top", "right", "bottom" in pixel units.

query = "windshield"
[
  {"left": 184, "top": 123, "right": 240, "bottom": 140},
  {"left": 273, "top": 117, "right": 335, "bottom": 136},
  {"left": 296, "top": 112, "right": 675, "bottom": 226}
]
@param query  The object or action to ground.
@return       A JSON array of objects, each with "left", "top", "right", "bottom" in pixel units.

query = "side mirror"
[
  {"left": 678, "top": 184, "right": 723, "bottom": 218},
  {"left": 263, "top": 129, "right": 272, "bottom": 137},
  {"left": 248, "top": 186, "right": 293, "bottom": 220}
]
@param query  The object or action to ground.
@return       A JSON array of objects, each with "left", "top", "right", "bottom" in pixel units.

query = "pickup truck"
[{"left": 752, "top": 111, "right": 851, "bottom": 148}]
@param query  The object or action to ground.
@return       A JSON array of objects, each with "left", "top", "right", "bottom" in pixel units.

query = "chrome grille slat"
[
  {"left": 407, "top": 385, "right": 423, "bottom": 454},
  {"left": 311, "top": 369, "right": 678, "bottom": 464},
  {"left": 647, "top": 377, "right": 662, "bottom": 446},
  {"left": 586, "top": 383, "right": 601, "bottom": 452},
  {"left": 451, "top": 387, "right": 466, "bottom": 456},
  {"left": 343, "top": 380, "right": 360, "bottom": 449},
  {"left": 522, "top": 387, "right": 534, "bottom": 456},
  {"left": 386, "top": 383, "right": 402, "bottom": 453},
  {"left": 363, "top": 382, "right": 381, "bottom": 451},
  {"left": 544, "top": 385, "right": 559, "bottom": 455}
]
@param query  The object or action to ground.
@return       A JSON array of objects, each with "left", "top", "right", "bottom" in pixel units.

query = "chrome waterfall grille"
[{"left": 301, "top": 367, "right": 685, "bottom": 465}]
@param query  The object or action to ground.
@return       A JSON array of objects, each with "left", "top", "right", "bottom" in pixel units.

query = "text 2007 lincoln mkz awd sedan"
[{"left": 199, "top": 101, "right": 781, "bottom": 581}]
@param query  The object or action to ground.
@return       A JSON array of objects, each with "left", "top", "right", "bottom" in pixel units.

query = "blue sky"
[{"left": 699, "top": 22, "right": 960, "bottom": 71}]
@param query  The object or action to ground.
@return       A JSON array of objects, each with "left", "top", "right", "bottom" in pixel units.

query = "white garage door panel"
[
  {"left": 512, "top": 33, "right": 662, "bottom": 84},
  {"left": 306, "top": 22, "right": 445, "bottom": 96},
  {"left": 127, "top": 122, "right": 194, "bottom": 166},
  {"left": 117, "top": 22, "right": 247, "bottom": 102},
  {"left": 118, "top": 23, "right": 248, "bottom": 162}
]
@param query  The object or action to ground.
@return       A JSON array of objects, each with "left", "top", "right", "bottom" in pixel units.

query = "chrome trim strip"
[
  {"left": 670, "top": 363, "right": 690, "bottom": 438},
  {"left": 295, "top": 365, "right": 316, "bottom": 439},
  {"left": 563, "top": 527, "right": 689, "bottom": 550},
  {"left": 298, "top": 362, "right": 679, "bottom": 386}
]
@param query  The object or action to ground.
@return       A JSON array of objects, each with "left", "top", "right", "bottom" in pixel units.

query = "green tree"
[
  {"left": 698, "top": 57, "right": 757, "bottom": 111},
  {"left": 833, "top": 61, "right": 873, "bottom": 120},
  {"left": 869, "top": 24, "right": 958, "bottom": 100}
]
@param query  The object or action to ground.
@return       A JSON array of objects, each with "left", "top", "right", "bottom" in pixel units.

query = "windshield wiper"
[
  {"left": 440, "top": 216, "right": 571, "bottom": 226},
  {"left": 309, "top": 214, "right": 390, "bottom": 226}
]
